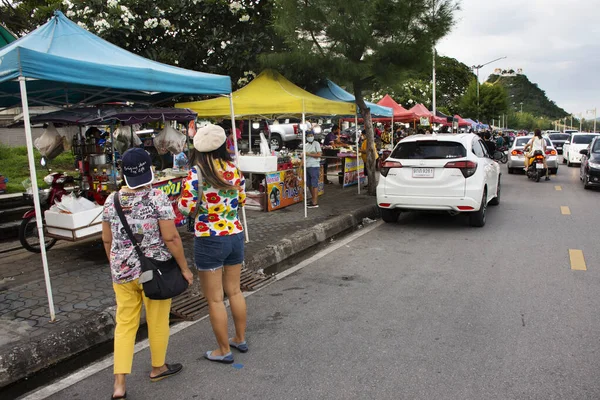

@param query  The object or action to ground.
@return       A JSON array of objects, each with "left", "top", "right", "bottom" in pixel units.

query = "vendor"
[
  {"left": 305, "top": 131, "right": 322, "bottom": 208},
  {"left": 322, "top": 125, "right": 341, "bottom": 184},
  {"left": 360, "top": 130, "right": 378, "bottom": 182},
  {"left": 226, "top": 129, "right": 237, "bottom": 159}
]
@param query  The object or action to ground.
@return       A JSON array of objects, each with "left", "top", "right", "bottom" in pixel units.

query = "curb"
[
  {"left": 0, "top": 307, "right": 116, "bottom": 389},
  {"left": 0, "top": 204, "right": 379, "bottom": 389}
]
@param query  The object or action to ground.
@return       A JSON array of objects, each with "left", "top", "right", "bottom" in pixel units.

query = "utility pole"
[
  {"left": 472, "top": 56, "right": 507, "bottom": 122},
  {"left": 570, "top": 114, "right": 573, "bottom": 130},
  {"left": 432, "top": 46, "right": 436, "bottom": 116}
]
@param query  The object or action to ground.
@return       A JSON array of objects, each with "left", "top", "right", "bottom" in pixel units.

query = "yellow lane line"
[
  {"left": 555, "top": 185, "right": 562, "bottom": 191},
  {"left": 569, "top": 249, "right": 587, "bottom": 271},
  {"left": 561, "top": 206, "right": 571, "bottom": 215}
]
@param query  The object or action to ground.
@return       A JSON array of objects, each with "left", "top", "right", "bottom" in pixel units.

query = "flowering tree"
[{"left": 1, "top": 0, "right": 284, "bottom": 88}]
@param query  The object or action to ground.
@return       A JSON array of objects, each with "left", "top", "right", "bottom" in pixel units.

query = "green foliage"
[
  {"left": 506, "top": 112, "right": 553, "bottom": 131},
  {"left": 1, "top": 0, "right": 286, "bottom": 89},
  {"left": 487, "top": 74, "right": 569, "bottom": 120},
  {"left": 458, "top": 80, "right": 508, "bottom": 123},
  {"left": 0, "top": 144, "right": 76, "bottom": 193},
  {"left": 435, "top": 56, "right": 475, "bottom": 113},
  {"left": 268, "top": 0, "right": 459, "bottom": 194}
]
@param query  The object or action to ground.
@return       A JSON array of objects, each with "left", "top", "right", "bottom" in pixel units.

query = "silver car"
[{"left": 507, "top": 136, "right": 558, "bottom": 174}]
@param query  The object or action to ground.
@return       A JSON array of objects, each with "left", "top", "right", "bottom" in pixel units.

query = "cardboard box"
[{"left": 45, "top": 206, "right": 103, "bottom": 239}]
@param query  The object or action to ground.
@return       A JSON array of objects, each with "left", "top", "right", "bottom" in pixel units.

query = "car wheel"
[
  {"left": 269, "top": 134, "right": 282, "bottom": 150},
  {"left": 380, "top": 208, "right": 400, "bottom": 223},
  {"left": 469, "top": 189, "right": 487, "bottom": 227},
  {"left": 562, "top": 156, "right": 567, "bottom": 164},
  {"left": 489, "top": 179, "right": 500, "bottom": 206},
  {"left": 583, "top": 175, "right": 591, "bottom": 190}
]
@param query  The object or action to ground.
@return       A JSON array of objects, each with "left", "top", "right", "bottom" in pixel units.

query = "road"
[{"left": 25, "top": 161, "right": 600, "bottom": 400}]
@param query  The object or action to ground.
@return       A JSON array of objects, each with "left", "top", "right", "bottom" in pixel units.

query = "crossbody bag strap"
[
  {"left": 193, "top": 165, "right": 204, "bottom": 215},
  {"left": 114, "top": 192, "right": 147, "bottom": 262}
]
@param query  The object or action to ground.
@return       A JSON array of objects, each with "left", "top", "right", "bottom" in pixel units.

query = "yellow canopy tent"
[
  {"left": 176, "top": 69, "right": 355, "bottom": 117},
  {"left": 177, "top": 70, "right": 357, "bottom": 218}
]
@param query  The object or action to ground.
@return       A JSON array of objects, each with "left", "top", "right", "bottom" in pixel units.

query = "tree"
[
  {"left": 0, "top": 0, "right": 286, "bottom": 88},
  {"left": 458, "top": 80, "right": 508, "bottom": 124},
  {"left": 268, "top": 0, "right": 458, "bottom": 195}
]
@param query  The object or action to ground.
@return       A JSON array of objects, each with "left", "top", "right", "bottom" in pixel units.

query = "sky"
[{"left": 437, "top": 0, "right": 600, "bottom": 117}]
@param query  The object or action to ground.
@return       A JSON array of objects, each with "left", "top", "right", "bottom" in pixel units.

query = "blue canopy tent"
[
  {"left": 315, "top": 79, "right": 393, "bottom": 117},
  {"left": 0, "top": 11, "right": 237, "bottom": 321}
]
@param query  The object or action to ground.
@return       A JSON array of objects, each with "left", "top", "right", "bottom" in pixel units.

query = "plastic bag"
[
  {"left": 34, "top": 123, "right": 64, "bottom": 159},
  {"left": 113, "top": 125, "right": 142, "bottom": 154},
  {"left": 56, "top": 126, "right": 77, "bottom": 151},
  {"left": 154, "top": 125, "right": 187, "bottom": 155},
  {"left": 259, "top": 132, "right": 270, "bottom": 156},
  {"left": 52, "top": 193, "right": 97, "bottom": 214}
]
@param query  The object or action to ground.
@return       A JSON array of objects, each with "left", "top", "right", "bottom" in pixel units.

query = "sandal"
[
  {"left": 149, "top": 363, "right": 183, "bottom": 382},
  {"left": 229, "top": 339, "right": 249, "bottom": 353},
  {"left": 204, "top": 351, "right": 234, "bottom": 364},
  {"left": 111, "top": 393, "right": 127, "bottom": 399}
]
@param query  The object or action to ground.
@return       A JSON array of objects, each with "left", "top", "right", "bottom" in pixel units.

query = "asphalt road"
[{"left": 32, "top": 160, "right": 600, "bottom": 400}]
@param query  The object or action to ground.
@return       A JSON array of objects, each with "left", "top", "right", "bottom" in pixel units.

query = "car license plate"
[
  {"left": 412, "top": 167, "right": 434, "bottom": 178},
  {"left": 536, "top": 163, "right": 544, "bottom": 169}
]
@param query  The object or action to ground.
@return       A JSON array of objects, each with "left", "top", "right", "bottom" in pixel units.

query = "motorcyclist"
[{"left": 524, "top": 129, "right": 549, "bottom": 181}]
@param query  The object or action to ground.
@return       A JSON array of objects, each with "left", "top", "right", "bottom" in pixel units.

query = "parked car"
[
  {"left": 376, "top": 133, "right": 501, "bottom": 227},
  {"left": 507, "top": 136, "right": 558, "bottom": 174},
  {"left": 218, "top": 119, "right": 271, "bottom": 153},
  {"left": 548, "top": 133, "right": 571, "bottom": 154},
  {"left": 563, "top": 133, "right": 600, "bottom": 167},
  {"left": 579, "top": 137, "right": 600, "bottom": 189}
]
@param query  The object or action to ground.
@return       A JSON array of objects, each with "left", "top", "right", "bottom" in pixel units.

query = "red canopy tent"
[
  {"left": 442, "top": 114, "right": 471, "bottom": 127},
  {"left": 373, "top": 95, "right": 417, "bottom": 122},
  {"left": 409, "top": 103, "right": 433, "bottom": 119}
]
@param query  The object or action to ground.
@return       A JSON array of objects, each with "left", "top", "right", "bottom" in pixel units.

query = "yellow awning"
[{"left": 176, "top": 70, "right": 356, "bottom": 118}]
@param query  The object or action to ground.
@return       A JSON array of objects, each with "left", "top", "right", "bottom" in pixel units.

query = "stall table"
[{"left": 337, "top": 152, "right": 365, "bottom": 187}]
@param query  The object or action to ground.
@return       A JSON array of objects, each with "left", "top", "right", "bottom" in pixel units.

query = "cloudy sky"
[{"left": 437, "top": 0, "right": 600, "bottom": 116}]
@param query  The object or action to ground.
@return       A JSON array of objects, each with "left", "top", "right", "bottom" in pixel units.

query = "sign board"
[
  {"left": 266, "top": 167, "right": 304, "bottom": 211},
  {"left": 343, "top": 157, "right": 365, "bottom": 187},
  {"left": 153, "top": 177, "right": 185, "bottom": 226},
  {"left": 420, "top": 117, "right": 430, "bottom": 127}
]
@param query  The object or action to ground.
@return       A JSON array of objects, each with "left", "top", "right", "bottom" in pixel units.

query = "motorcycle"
[
  {"left": 19, "top": 169, "right": 74, "bottom": 253},
  {"left": 526, "top": 150, "right": 547, "bottom": 182},
  {"left": 492, "top": 146, "right": 508, "bottom": 164}
]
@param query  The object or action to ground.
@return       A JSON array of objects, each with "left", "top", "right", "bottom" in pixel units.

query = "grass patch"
[{"left": 0, "top": 144, "right": 77, "bottom": 194}]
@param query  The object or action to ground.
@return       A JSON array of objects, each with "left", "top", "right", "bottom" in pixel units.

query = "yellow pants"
[{"left": 113, "top": 279, "right": 172, "bottom": 374}]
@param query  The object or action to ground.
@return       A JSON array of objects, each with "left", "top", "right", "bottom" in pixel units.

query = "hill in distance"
[{"left": 486, "top": 73, "right": 569, "bottom": 120}]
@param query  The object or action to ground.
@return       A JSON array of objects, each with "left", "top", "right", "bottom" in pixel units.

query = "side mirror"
[{"left": 580, "top": 149, "right": 589, "bottom": 155}]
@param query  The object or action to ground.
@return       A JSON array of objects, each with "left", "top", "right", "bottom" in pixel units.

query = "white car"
[
  {"left": 563, "top": 133, "right": 600, "bottom": 166},
  {"left": 377, "top": 133, "right": 501, "bottom": 227}
]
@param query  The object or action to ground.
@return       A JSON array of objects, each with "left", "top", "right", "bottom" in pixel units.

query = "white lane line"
[{"left": 20, "top": 220, "right": 383, "bottom": 400}]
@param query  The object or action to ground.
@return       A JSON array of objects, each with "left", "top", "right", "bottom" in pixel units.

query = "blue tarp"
[
  {"left": 0, "top": 11, "right": 231, "bottom": 108},
  {"left": 315, "top": 79, "right": 393, "bottom": 117}
]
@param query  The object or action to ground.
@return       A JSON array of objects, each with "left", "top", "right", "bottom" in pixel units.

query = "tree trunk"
[{"left": 354, "top": 82, "right": 377, "bottom": 196}]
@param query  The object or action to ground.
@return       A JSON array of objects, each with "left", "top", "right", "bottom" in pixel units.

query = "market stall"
[
  {"left": 176, "top": 69, "right": 355, "bottom": 216},
  {"left": 0, "top": 11, "right": 233, "bottom": 321}
]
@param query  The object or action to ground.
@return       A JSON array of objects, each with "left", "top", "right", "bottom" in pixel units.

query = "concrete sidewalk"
[{"left": 0, "top": 183, "right": 378, "bottom": 389}]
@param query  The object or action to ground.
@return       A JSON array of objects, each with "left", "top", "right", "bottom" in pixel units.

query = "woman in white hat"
[{"left": 178, "top": 124, "right": 248, "bottom": 364}]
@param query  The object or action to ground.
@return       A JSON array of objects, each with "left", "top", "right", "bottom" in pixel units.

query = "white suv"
[
  {"left": 563, "top": 132, "right": 600, "bottom": 167},
  {"left": 376, "top": 133, "right": 501, "bottom": 227}
]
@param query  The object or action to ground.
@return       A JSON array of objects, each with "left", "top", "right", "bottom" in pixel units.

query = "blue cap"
[{"left": 121, "top": 148, "right": 154, "bottom": 189}]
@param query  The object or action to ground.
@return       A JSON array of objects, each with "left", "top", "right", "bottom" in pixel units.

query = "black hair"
[{"left": 189, "top": 142, "right": 238, "bottom": 190}]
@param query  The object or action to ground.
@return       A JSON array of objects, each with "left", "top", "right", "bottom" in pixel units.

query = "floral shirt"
[
  {"left": 102, "top": 189, "right": 175, "bottom": 284},
  {"left": 178, "top": 161, "right": 246, "bottom": 237}
]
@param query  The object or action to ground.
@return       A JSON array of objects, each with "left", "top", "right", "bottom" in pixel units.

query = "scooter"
[
  {"left": 526, "top": 150, "right": 547, "bottom": 182},
  {"left": 19, "top": 168, "right": 74, "bottom": 253}
]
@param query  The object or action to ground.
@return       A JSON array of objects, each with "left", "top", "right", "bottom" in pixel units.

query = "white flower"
[
  {"left": 229, "top": 1, "right": 243, "bottom": 13},
  {"left": 123, "top": 16, "right": 129, "bottom": 24},
  {"left": 83, "top": 6, "right": 93, "bottom": 15},
  {"left": 144, "top": 18, "right": 159, "bottom": 29},
  {"left": 66, "top": 10, "right": 76, "bottom": 17},
  {"left": 408, "top": 99, "right": 414, "bottom": 104},
  {"left": 221, "top": 41, "right": 227, "bottom": 49},
  {"left": 63, "top": 0, "right": 74, "bottom": 10},
  {"left": 159, "top": 18, "right": 171, "bottom": 28},
  {"left": 107, "top": 0, "right": 119, "bottom": 7},
  {"left": 239, "top": 14, "right": 250, "bottom": 22},
  {"left": 175, "top": 60, "right": 179, "bottom": 65},
  {"left": 76, "top": 21, "right": 87, "bottom": 29}
]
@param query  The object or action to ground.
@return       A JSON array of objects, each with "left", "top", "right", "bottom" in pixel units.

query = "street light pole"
[{"left": 472, "top": 56, "right": 507, "bottom": 122}]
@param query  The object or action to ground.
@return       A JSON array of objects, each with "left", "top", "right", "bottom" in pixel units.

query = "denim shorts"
[
  {"left": 194, "top": 232, "right": 245, "bottom": 271},
  {"left": 306, "top": 167, "right": 320, "bottom": 188}
]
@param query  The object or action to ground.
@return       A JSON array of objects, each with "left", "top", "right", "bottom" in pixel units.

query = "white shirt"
[
  {"left": 528, "top": 137, "right": 545, "bottom": 152},
  {"left": 305, "top": 141, "right": 322, "bottom": 168}
]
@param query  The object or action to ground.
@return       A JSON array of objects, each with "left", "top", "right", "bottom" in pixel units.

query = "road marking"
[
  {"left": 555, "top": 185, "right": 562, "bottom": 191},
  {"left": 569, "top": 249, "right": 587, "bottom": 271},
  {"left": 20, "top": 221, "right": 384, "bottom": 400},
  {"left": 561, "top": 206, "right": 571, "bottom": 215}
]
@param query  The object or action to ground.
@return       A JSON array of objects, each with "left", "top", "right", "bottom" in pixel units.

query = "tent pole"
[
  {"left": 302, "top": 105, "right": 307, "bottom": 219},
  {"left": 391, "top": 115, "right": 394, "bottom": 148},
  {"left": 19, "top": 76, "right": 56, "bottom": 322},
  {"left": 356, "top": 113, "right": 360, "bottom": 195},
  {"left": 248, "top": 119, "right": 252, "bottom": 154},
  {"left": 228, "top": 95, "right": 249, "bottom": 242},
  {"left": 110, "top": 123, "right": 116, "bottom": 186}
]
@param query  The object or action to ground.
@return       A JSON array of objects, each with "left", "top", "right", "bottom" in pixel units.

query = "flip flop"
[
  {"left": 111, "top": 393, "right": 127, "bottom": 399},
  {"left": 149, "top": 363, "right": 183, "bottom": 382},
  {"left": 204, "top": 351, "right": 234, "bottom": 364},
  {"left": 229, "top": 339, "right": 249, "bottom": 353}
]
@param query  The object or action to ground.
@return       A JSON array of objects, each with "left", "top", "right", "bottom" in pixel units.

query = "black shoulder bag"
[{"left": 114, "top": 193, "right": 188, "bottom": 300}]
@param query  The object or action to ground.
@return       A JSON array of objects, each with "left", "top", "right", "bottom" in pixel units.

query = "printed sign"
[
  {"left": 420, "top": 117, "right": 430, "bottom": 127},
  {"left": 343, "top": 157, "right": 365, "bottom": 187},
  {"left": 153, "top": 177, "right": 185, "bottom": 226},
  {"left": 266, "top": 168, "right": 304, "bottom": 211}
]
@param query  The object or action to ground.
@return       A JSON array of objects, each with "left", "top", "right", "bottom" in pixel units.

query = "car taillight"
[
  {"left": 293, "top": 124, "right": 298, "bottom": 135},
  {"left": 380, "top": 161, "right": 403, "bottom": 177},
  {"left": 444, "top": 160, "right": 477, "bottom": 178},
  {"left": 545, "top": 149, "right": 557, "bottom": 156},
  {"left": 511, "top": 149, "right": 523, "bottom": 156}
]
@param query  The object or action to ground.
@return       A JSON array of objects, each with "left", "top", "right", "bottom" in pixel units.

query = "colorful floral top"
[
  {"left": 178, "top": 161, "right": 246, "bottom": 237},
  {"left": 102, "top": 189, "right": 175, "bottom": 284}
]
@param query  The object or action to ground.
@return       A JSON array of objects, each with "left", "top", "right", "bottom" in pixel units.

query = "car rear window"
[
  {"left": 515, "top": 137, "right": 552, "bottom": 147},
  {"left": 391, "top": 141, "right": 466, "bottom": 159},
  {"left": 573, "top": 135, "right": 597, "bottom": 144},
  {"left": 549, "top": 134, "right": 570, "bottom": 141}
]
